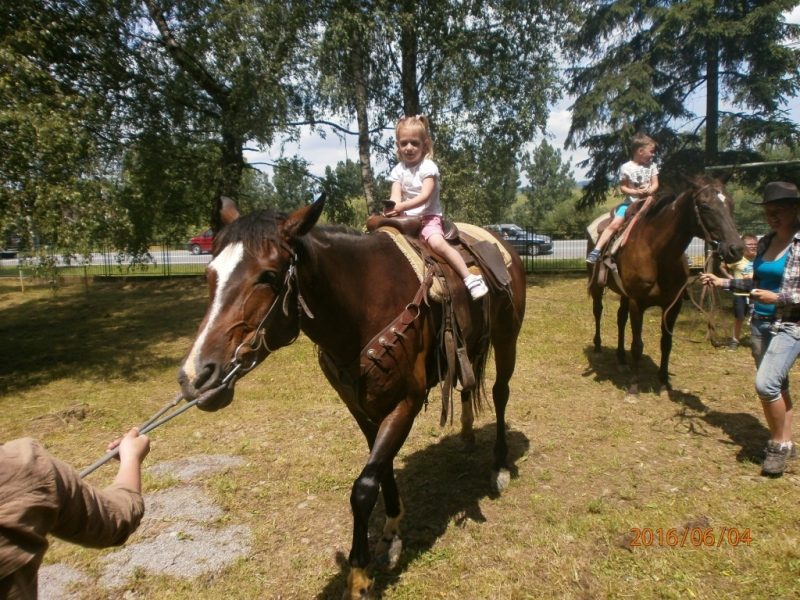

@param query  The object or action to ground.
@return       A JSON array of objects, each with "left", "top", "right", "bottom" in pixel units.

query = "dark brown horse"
[
  {"left": 177, "top": 197, "right": 526, "bottom": 599},
  {"left": 588, "top": 175, "right": 743, "bottom": 397}
]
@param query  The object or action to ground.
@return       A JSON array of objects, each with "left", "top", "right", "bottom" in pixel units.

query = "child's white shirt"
[
  {"left": 388, "top": 159, "right": 441, "bottom": 216},
  {"left": 619, "top": 160, "right": 659, "bottom": 204}
]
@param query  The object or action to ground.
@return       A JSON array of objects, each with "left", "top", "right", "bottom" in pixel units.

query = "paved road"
[{"left": 1, "top": 239, "right": 714, "bottom": 269}]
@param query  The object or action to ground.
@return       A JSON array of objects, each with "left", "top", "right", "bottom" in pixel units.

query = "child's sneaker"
[
  {"left": 464, "top": 274, "right": 488, "bottom": 300},
  {"left": 586, "top": 249, "right": 601, "bottom": 264}
]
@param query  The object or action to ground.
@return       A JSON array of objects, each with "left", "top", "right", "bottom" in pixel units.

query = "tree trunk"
[
  {"left": 212, "top": 127, "right": 245, "bottom": 232},
  {"left": 349, "top": 28, "right": 377, "bottom": 213},
  {"left": 400, "top": 0, "right": 420, "bottom": 117},
  {"left": 705, "top": 37, "right": 719, "bottom": 166}
]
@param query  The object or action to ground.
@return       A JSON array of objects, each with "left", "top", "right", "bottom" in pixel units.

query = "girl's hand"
[
  {"left": 699, "top": 273, "right": 723, "bottom": 287},
  {"left": 750, "top": 288, "right": 777, "bottom": 305},
  {"left": 383, "top": 200, "right": 398, "bottom": 217}
]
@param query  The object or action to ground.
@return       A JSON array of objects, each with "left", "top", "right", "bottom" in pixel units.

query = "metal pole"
[{"left": 705, "top": 159, "right": 800, "bottom": 171}]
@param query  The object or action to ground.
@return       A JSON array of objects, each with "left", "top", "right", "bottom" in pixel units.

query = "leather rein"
[{"left": 662, "top": 184, "right": 729, "bottom": 344}]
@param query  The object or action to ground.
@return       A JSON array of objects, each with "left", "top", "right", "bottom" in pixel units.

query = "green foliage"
[
  {"left": 319, "top": 160, "right": 365, "bottom": 227},
  {"left": 313, "top": 0, "right": 574, "bottom": 222},
  {"left": 267, "top": 158, "right": 316, "bottom": 213},
  {"left": 566, "top": 0, "right": 800, "bottom": 206},
  {"left": 514, "top": 140, "right": 577, "bottom": 227}
]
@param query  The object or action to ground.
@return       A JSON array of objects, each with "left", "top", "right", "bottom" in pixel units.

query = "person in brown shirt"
[{"left": 0, "top": 428, "right": 150, "bottom": 600}]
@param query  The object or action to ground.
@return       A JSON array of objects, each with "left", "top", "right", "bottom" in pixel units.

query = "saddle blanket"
[{"left": 378, "top": 223, "right": 512, "bottom": 303}]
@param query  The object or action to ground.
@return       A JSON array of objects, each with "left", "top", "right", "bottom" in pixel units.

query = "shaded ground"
[{"left": 3, "top": 276, "right": 800, "bottom": 599}]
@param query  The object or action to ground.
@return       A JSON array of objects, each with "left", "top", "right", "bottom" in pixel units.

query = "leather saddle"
[
  {"left": 365, "top": 214, "right": 509, "bottom": 424},
  {"left": 591, "top": 200, "right": 647, "bottom": 287}
]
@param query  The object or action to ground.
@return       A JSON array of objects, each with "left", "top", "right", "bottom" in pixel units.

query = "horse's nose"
[
  {"left": 721, "top": 241, "right": 744, "bottom": 263},
  {"left": 193, "top": 363, "right": 217, "bottom": 390}
]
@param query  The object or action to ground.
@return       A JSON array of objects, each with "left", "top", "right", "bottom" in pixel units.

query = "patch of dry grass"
[{"left": 2, "top": 275, "right": 800, "bottom": 599}]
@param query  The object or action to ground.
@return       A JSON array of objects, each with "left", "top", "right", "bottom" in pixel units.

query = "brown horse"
[
  {"left": 177, "top": 197, "right": 526, "bottom": 599},
  {"left": 588, "top": 175, "right": 743, "bottom": 397}
]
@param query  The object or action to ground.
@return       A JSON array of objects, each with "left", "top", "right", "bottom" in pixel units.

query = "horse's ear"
[
  {"left": 220, "top": 196, "right": 241, "bottom": 225},
  {"left": 281, "top": 194, "right": 326, "bottom": 241},
  {"left": 718, "top": 169, "right": 734, "bottom": 184}
]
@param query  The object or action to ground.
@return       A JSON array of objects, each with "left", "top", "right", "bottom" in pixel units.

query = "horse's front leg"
[
  {"left": 658, "top": 298, "right": 682, "bottom": 397},
  {"left": 616, "top": 295, "right": 630, "bottom": 371},
  {"left": 627, "top": 300, "right": 644, "bottom": 397},
  {"left": 345, "top": 400, "right": 420, "bottom": 600}
]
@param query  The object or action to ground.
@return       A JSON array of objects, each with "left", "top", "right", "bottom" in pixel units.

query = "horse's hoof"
[
  {"left": 375, "top": 535, "right": 402, "bottom": 569},
  {"left": 658, "top": 385, "right": 671, "bottom": 398},
  {"left": 491, "top": 468, "right": 511, "bottom": 491},
  {"left": 343, "top": 568, "right": 372, "bottom": 600}
]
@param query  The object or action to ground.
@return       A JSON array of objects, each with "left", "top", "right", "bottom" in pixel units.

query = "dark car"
[
  {"left": 187, "top": 229, "right": 214, "bottom": 255},
  {"left": 484, "top": 224, "right": 553, "bottom": 255}
]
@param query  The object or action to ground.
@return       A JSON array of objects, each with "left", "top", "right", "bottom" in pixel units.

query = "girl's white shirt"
[{"left": 388, "top": 159, "right": 441, "bottom": 217}]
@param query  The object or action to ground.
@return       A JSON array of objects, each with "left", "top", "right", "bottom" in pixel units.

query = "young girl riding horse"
[{"left": 382, "top": 115, "right": 489, "bottom": 299}]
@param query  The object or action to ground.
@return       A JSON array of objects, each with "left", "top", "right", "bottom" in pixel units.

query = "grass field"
[{"left": 1, "top": 275, "right": 798, "bottom": 599}]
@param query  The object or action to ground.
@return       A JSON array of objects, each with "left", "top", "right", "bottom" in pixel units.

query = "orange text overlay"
[{"left": 629, "top": 527, "right": 752, "bottom": 548}]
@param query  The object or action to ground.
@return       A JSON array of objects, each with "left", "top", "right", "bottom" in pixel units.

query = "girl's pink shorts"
[{"left": 420, "top": 215, "right": 443, "bottom": 241}]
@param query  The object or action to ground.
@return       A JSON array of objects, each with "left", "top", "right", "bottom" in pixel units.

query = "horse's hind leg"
[
  {"left": 658, "top": 299, "right": 682, "bottom": 397},
  {"left": 489, "top": 329, "right": 518, "bottom": 491},
  {"left": 626, "top": 300, "right": 644, "bottom": 397},
  {"left": 374, "top": 463, "right": 404, "bottom": 568},
  {"left": 617, "top": 295, "right": 630, "bottom": 371},
  {"left": 460, "top": 389, "right": 476, "bottom": 451},
  {"left": 592, "top": 284, "right": 604, "bottom": 353}
]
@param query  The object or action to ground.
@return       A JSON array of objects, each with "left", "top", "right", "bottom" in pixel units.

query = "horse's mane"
[
  {"left": 214, "top": 209, "right": 365, "bottom": 256},
  {"left": 641, "top": 174, "right": 721, "bottom": 221}
]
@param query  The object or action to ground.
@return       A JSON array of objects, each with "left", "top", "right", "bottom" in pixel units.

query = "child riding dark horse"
[
  {"left": 588, "top": 175, "right": 743, "bottom": 397},
  {"left": 176, "top": 196, "right": 526, "bottom": 599}
]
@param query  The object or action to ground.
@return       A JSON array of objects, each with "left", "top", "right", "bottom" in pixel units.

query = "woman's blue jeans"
[{"left": 751, "top": 320, "right": 800, "bottom": 402}]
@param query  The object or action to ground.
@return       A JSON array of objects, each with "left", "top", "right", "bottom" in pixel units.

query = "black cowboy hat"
[{"left": 748, "top": 181, "right": 800, "bottom": 205}]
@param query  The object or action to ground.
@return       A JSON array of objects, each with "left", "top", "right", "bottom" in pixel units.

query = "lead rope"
[
  {"left": 79, "top": 360, "right": 245, "bottom": 478},
  {"left": 662, "top": 248, "right": 721, "bottom": 345}
]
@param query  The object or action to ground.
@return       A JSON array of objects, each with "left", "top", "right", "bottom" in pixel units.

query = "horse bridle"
[
  {"left": 688, "top": 183, "right": 728, "bottom": 246},
  {"left": 226, "top": 247, "right": 312, "bottom": 387},
  {"left": 663, "top": 183, "right": 731, "bottom": 344}
]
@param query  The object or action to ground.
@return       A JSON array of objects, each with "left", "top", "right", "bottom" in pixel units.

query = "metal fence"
[
  {"left": 0, "top": 225, "right": 770, "bottom": 279},
  {"left": 507, "top": 229, "right": 714, "bottom": 273},
  {"left": 0, "top": 240, "right": 212, "bottom": 279}
]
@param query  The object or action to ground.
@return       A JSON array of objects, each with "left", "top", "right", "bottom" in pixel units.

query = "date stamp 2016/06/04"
[{"left": 629, "top": 528, "right": 752, "bottom": 548}]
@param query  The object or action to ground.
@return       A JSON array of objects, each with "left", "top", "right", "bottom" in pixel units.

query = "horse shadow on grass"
[
  {"left": 582, "top": 345, "right": 769, "bottom": 465},
  {"left": 581, "top": 345, "right": 663, "bottom": 395},
  {"left": 316, "top": 423, "right": 530, "bottom": 599}
]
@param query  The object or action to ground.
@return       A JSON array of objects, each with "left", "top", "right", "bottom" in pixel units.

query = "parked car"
[
  {"left": 1, "top": 233, "right": 20, "bottom": 259},
  {"left": 483, "top": 224, "right": 553, "bottom": 255},
  {"left": 187, "top": 229, "right": 214, "bottom": 255}
]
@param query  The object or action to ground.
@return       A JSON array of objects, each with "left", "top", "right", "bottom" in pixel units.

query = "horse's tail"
[{"left": 470, "top": 341, "right": 491, "bottom": 416}]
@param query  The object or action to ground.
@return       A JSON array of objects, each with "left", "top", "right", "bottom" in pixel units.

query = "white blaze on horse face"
[
  {"left": 183, "top": 242, "right": 244, "bottom": 382},
  {"left": 717, "top": 192, "right": 726, "bottom": 204}
]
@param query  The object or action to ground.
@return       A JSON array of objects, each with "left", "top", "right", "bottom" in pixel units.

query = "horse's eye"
[{"left": 255, "top": 270, "right": 278, "bottom": 287}]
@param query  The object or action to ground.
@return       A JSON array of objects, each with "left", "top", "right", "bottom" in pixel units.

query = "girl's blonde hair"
[{"left": 395, "top": 115, "right": 434, "bottom": 162}]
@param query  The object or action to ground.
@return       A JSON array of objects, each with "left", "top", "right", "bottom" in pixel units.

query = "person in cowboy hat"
[{"left": 701, "top": 182, "right": 800, "bottom": 476}]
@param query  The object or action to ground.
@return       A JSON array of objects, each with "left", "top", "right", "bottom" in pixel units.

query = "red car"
[{"left": 187, "top": 229, "right": 214, "bottom": 255}]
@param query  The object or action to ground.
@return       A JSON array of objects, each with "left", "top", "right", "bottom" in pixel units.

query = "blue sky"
[{"left": 245, "top": 7, "right": 800, "bottom": 184}]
